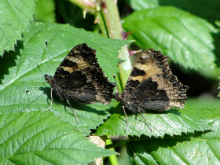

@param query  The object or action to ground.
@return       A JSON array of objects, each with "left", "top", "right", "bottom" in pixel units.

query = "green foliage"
[
  {"left": 0, "top": 0, "right": 220, "bottom": 164},
  {"left": 127, "top": 0, "right": 220, "bottom": 25},
  {"left": 219, "top": 78, "right": 220, "bottom": 97},
  {"left": 126, "top": 0, "right": 159, "bottom": 10},
  {"left": 96, "top": 104, "right": 210, "bottom": 137},
  {"left": 0, "top": 22, "right": 128, "bottom": 136},
  {"left": 36, "top": 0, "right": 56, "bottom": 23},
  {"left": 123, "top": 7, "right": 217, "bottom": 70},
  {"left": 0, "top": 0, "right": 35, "bottom": 55},
  {"left": 126, "top": 106, "right": 220, "bottom": 165},
  {"left": 0, "top": 21, "right": 127, "bottom": 164},
  {"left": 0, "top": 111, "right": 115, "bottom": 164}
]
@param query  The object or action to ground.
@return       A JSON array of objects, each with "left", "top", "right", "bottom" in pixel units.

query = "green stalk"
[
  {"left": 95, "top": 4, "right": 108, "bottom": 38},
  {"left": 100, "top": 0, "right": 131, "bottom": 89},
  {"left": 106, "top": 137, "right": 119, "bottom": 165},
  {"left": 100, "top": 0, "right": 122, "bottom": 39}
]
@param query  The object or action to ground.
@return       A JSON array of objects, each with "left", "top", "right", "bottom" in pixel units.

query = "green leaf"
[
  {"left": 218, "top": 77, "right": 220, "bottom": 97},
  {"left": 0, "top": 0, "right": 36, "bottom": 55},
  {"left": 126, "top": 106, "right": 220, "bottom": 165},
  {"left": 198, "top": 106, "right": 220, "bottom": 129},
  {"left": 123, "top": 7, "right": 217, "bottom": 70},
  {"left": 36, "top": 0, "right": 55, "bottom": 23},
  {"left": 96, "top": 104, "right": 210, "bottom": 137},
  {"left": 126, "top": 0, "right": 159, "bottom": 10},
  {"left": 0, "top": 111, "right": 115, "bottom": 165},
  {"left": 127, "top": 0, "right": 220, "bottom": 25},
  {"left": 159, "top": 0, "right": 220, "bottom": 25},
  {"left": 0, "top": 22, "right": 129, "bottom": 135}
]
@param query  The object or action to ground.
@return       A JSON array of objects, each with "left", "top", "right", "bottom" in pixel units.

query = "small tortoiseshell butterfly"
[
  {"left": 45, "top": 43, "right": 115, "bottom": 122},
  {"left": 114, "top": 49, "right": 188, "bottom": 131}
]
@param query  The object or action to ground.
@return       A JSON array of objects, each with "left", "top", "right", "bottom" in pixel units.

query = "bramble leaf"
[
  {"left": 123, "top": 7, "right": 218, "bottom": 70},
  {"left": 0, "top": 0, "right": 35, "bottom": 55},
  {"left": 0, "top": 22, "right": 129, "bottom": 135},
  {"left": 0, "top": 111, "right": 115, "bottom": 164}
]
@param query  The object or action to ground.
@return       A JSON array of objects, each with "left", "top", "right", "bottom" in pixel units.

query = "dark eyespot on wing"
[{"left": 130, "top": 67, "right": 145, "bottom": 76}]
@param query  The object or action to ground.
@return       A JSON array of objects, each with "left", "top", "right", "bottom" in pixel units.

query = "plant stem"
[
  {"left": 100, "top": 0, "right": 122, "bottom": 39},
  {"left": 100, "top": 0, "right": 131, "bottom": 89},
  {"left": 95, "top": 4, "right": 108, "bottom": 38},
  {"left": 106, "top": 137, "right": 119, "bottom": 165}
]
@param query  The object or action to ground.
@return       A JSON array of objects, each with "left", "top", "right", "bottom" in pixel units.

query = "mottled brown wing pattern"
[
  {"left": 116, "top": 49, "right": 188, "bottom": 113},
  {"left": 45, "top": 43, "right": 115, "bottom": 105}
]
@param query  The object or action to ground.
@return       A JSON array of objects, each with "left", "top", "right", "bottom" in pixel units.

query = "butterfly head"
[{"left": 44, "top": 74, "right": 55, "bottom": 86}]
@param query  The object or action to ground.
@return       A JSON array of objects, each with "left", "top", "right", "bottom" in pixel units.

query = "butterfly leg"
[
  {"left": 122, "top": 106, "right": 129, "bottom": 131},
  {"left": 137, "top": 108, "right": 152, "bottom": 132},
  {"left": 46, "top": 88, "right": 53, "bottom": 110},
  {"left": 112, "top": 74, "right": 118, "bottom": 93},
  {"left": 66, "top": 99, "right": 79, "bottom": 124}
]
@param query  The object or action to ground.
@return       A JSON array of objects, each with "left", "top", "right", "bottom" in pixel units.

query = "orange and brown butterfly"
[
  {"left": 114, "top": 49, "right": 188, "bottom": 130},
  {"left": 45, "top": 43, "right": 115, "bottom": 122}
]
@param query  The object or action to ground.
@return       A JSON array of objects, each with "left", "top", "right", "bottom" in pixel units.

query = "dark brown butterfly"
[
  {"left": 45, "top": 43, "right": 115, "bottom": 123},
  {"left": 114, "top": 49, "right": 188, "bottom": 131}
]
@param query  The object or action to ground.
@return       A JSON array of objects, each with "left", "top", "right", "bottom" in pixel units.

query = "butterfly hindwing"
[{"left": 45, "top": 43, "right": 115, "bottom": 105}]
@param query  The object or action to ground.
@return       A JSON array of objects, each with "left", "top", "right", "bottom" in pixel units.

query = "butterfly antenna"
[
  {"left": 66, "top": 99, "right": 79, "bottom": 124},
  {"left": 25, "top": 82, "right": 44, "bottom": 94},
  {"left": 122, "top": 106, "right": 129, "bottom": 131},
  {"left": 45, "top": 41, "right": 54, "bottom": 111},
  {"left": 45, "top": 40, "right": 51, "bottom": 75},
  {"left": 137, "top": 110, "right": 152, "bottom": 132}
]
